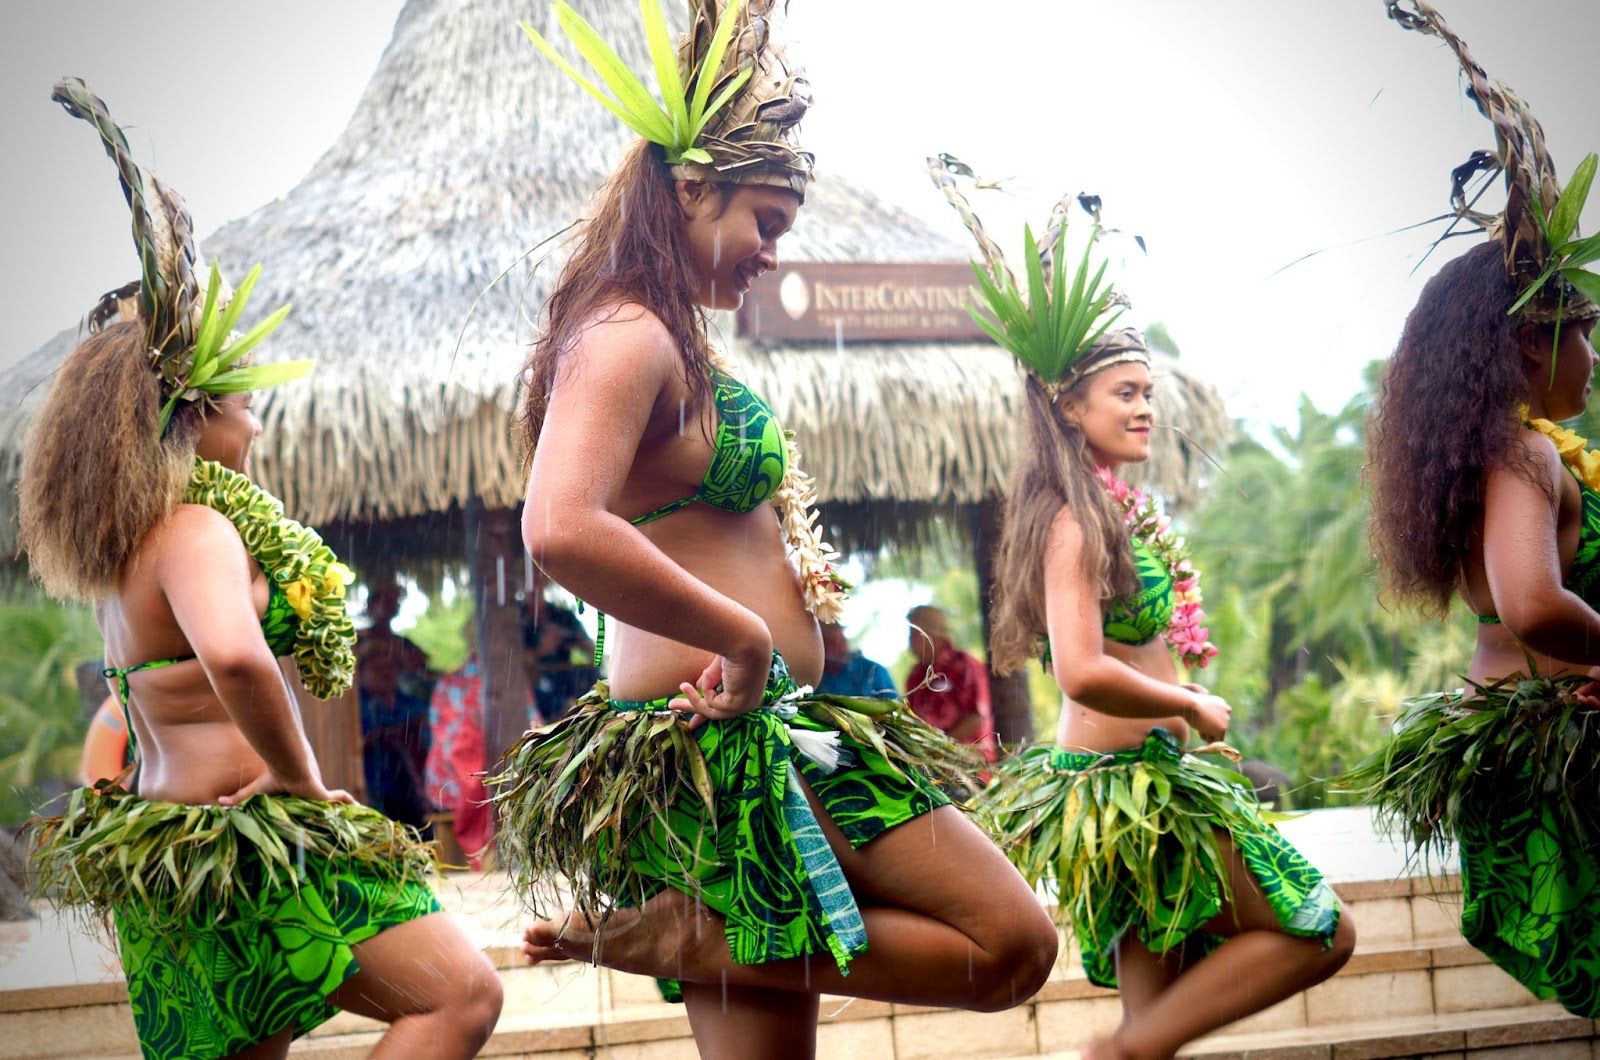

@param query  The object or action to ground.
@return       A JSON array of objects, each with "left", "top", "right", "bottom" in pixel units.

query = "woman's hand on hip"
[
  {"left": 217, "top": 768, "right": 356, "bottom": 807},
  {"left": 671, "top": 638, "right": 774, "bottom": 728}
]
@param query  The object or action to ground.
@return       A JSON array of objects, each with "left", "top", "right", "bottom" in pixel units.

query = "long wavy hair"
[
  {"left": 990, "top": 371, "right": 1140, "bottom": 674},
  {"left": 19, "top": 321, "right": 205, "bottom": 600},
  {"left": 517, "top": 139, "right": 721, "bottom": 462},
  {"left": 1368, "top": 240, "right": 1554, "bottom": 616}
]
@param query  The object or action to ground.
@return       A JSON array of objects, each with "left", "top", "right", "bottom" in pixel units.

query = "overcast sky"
[{"left": 3, "top": 0, "right": 1598, "bottom": 436}]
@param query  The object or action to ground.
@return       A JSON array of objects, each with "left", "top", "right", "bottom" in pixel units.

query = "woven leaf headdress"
[
  {"left": 1387, "top": 1, "right": 1600, "bottom": 324},
  {"left": 927, "top": 156, "right": 1133, "bottom": 393},
  {"left": 523, "top": 0, "right": 812, "bottom": 197},
  {"left": 52, "top": 78, "right": 309, "bottom": 436}
]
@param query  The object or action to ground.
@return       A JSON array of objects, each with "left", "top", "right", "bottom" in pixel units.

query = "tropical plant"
[{"left": 0, "top": 598, "right": 104, "bottom": 825}]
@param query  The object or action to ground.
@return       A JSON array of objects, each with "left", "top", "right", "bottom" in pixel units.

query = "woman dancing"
[
  {"left": 1349, "top": 0, "right": 1600, "bottom": 1019},
  {"left": 928, "top": 164, "right": 1354, "bottom": 1060},
  {"left": 492, "top": 2, "right": 1057, "bottom": 1057},
  {"left": 22, "top": 80, "right": 501, "bottom": 1060}
]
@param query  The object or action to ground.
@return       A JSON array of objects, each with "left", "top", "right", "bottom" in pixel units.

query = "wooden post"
[
  {"left": 971, "top": 498, "right": 1034, "bottom": 746},
  {"left": 467, "top": 499, "right": 534, "bottom": 771},
  {"left": 286, "top": 660, "right": 366, "bottom": 801}
]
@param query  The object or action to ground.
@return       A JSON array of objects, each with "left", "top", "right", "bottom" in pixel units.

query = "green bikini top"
[
  {"left": 1040, "top": 532, "right": 1178, "bottom": 665},
  {"left": 631, "top": 369, "right": 788, "bottom": 527},
  {"left": 1478, "top": 464, "right": 1600, "bottom": 624},
  {"left": 590, "top": 369, "right": 787, "bottom": 668},
  {"left": 103, "top": 582, "right": 302, "bottom": 761},
  {"left": 1102, "top": 535, "right": 1176, "bottom": 646}
]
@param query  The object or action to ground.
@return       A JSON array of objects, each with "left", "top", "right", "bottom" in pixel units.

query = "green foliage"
[
  {"left": 1143, "top": 321, "right": 1181, "bottom": 358},
  {"left": 0, "top": 599, "right": 104, "bottom": 825},
  {"left": 1186, "top": 376, "right": 1475, "bottom": 804},
  {"left": 400, "top": 587, "right": 475, "bottom": 674}
]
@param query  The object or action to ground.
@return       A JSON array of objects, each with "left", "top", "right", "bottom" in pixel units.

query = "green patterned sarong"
[
  {"left": 493, "top": 653, "right": 967, "bottom": 992},
  {"left": 1346, "top": 687, "right": 1600, "bottom": 1017},
  {"left": 981, "top": 728, "right": 1339, "bottom": 988},
  {"left": 32, "top": 792, "right": 439, "bottom": 1060}
]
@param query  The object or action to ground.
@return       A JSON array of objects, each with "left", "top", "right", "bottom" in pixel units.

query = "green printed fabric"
[
  {"left": 1101, "top": 536, "right": 1175, "bottom": 646},
  {"left": 1459, "top": 784, "right": 1600, "bottom": 1017},
  {"left": 493, "top": 653, "right": 955, "bottom": 1001},
  {"left": 1345, "top": 682, "right": 1600, "bottom": 1017},
  {"left": 114, "top": 844, "right": 438, "bottom": 1060},
  {"left": 983, "top": 728, "right": 1339, "bottom": 988},
  {"left": 617, "top": 656, "right": 947, "bottom": 976},
  {"left": 697, "top": 369, "right": 787, "bottom": 514}
]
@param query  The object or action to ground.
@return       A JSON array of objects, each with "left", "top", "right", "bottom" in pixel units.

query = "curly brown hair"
[
  {"left": 516, "top": 140, "right": 723, "bottom": 464},
  {"left": 1367, "top": 240, "right": 1557, "bottom": 616},
  {"left": 989, "top": 372, "right": 1140, "bottom": 674},
  {"left": 19, "top": 322, "right": 204, "bottom": 600}
]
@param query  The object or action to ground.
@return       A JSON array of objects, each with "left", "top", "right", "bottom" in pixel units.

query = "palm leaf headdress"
[
  {"left": 523, "top": 0, "right": 812, "bottom": 198},
  {"left": 1387, "top": 1, "right": 1600, "bottom": 324},
  {"left": 926, "top": 156, "right": 1137, "bottom": 394},
  {"left": 51, "top": 78, "right": 310, "bottom": 436}
]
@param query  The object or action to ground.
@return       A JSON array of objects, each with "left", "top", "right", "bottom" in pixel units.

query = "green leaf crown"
[
  {"left": 51, "top": 78, "right": 308, "bottom": 437},
  {"left": 1387, "top": 0, "right": 1600, "bottom": 325},
  {"left": 927, "top": 157, "right": 1128, "bottom": 390},
  {"left": 523, "top": 0, "right": 812, "bottom": 196}
]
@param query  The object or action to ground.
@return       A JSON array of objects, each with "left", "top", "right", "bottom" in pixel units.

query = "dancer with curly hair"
[
  {"left": 22, "top": 80, "right": 501, "bottom": 1060},
  {"left": 1348, "top": 0, "right": 1600, "bottom": 1020}
]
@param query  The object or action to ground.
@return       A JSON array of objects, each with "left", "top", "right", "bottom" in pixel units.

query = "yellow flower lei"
[
  {"left": 185, "top": 459, "right": 357, "bottom": 699},
  {"left": 1521, "top": 406, "right": 1600, "bottom": 490}
]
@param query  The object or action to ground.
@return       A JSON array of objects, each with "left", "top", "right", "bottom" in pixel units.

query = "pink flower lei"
[{"left": 1096, "top": 467, "right": 1219, "bottom": 669}]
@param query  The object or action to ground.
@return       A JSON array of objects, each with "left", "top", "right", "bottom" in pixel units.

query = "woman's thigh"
[
  {"left": 327, "top": 912, "right": 500, "bottom": 1020},
  {"left": 803, "top": 782, "right": 1052, "bottom": 944}
]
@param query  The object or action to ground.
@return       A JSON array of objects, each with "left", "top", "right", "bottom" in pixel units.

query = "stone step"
[{"left": 1015, "top": 1003, "right": 1598, "bottom": 1060}]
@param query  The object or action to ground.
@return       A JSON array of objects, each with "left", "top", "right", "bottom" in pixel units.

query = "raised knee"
[
  {"left": 1325, "top": 911, "right": 1357, "bottom": 971},
  {"left": 971, "top": 915, "right": 1060, "bottom": 1012},
  {"left": 451, "top": 959, "right": 504, "bottom": 1045}
]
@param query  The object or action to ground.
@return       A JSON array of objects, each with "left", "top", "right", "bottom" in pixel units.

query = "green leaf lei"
[{"left": 185, "top": 459, "right": 356, "bottom": 699}]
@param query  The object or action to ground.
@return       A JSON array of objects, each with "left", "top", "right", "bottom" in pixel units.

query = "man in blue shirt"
[{"left": 814, "top": 622, "right": 898, "bottom": 699}]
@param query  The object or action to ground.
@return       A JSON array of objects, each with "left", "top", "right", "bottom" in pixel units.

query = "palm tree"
[{"left": 0, "top": 599, "right": 103, "bottom": 825}]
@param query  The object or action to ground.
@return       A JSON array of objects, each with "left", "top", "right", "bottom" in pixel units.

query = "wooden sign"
[{"left": 737, "top": 262, "right": 989, "bottom": 343}]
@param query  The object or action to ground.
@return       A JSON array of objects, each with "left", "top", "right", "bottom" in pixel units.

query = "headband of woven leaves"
[
  {"left": 52, "top": 78, "right": 309, "bottom": 437},
  {"left": 926, "top": 156, "right": 1139, "bottom": 394},
  {"left": 1387, "top": 0, "right": 1600, "bottom": 326},
  {"left": 523, "top": 0, "right": 813, "bottom": 198}
]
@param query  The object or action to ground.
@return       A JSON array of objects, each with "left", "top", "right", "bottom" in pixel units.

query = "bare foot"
[{"left": 521, "top": 890, "right": 728, "bottom": 980}]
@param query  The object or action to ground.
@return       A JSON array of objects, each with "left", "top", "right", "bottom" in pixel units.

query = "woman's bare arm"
[
  {"left": 521, "top": 307, "right": 771, "bottom": 715},
  {"left": 1043, "top": 506, "right": 1229, "bottom": 738},
  {"left": 1483, "top": 436, "right": 1600, "bottom": 664},
  {"left": 154, "top": 505, "right": 347, "bottom": 803}
]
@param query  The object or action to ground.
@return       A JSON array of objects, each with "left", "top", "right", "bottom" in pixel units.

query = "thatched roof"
[{"left": 0, "top": 0, "right": 1230, "bottom": 561}]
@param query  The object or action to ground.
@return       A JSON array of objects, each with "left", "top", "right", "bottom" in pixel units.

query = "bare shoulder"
[
  {"left": 1044, "top": 502, "right": 1085, "bottom": 557},
  {"left": 559, "top": 301, "right": 680, "bottom": 387},
  {"left": 1494, "top": 429, "right": 1566, "bottom": 497},
  {"left": 151, "top": 504, "right": 251, "bottom": 569}
]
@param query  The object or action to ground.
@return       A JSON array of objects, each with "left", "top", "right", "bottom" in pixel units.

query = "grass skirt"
[
  {"left": 29, "top": 785, "right": 439, "bottom": 1059},
  {"left": 490, "top": 653, "right": 978, "bottom": 980},
  {"left": 980, "top": 728, "right": 1340, "bottom": 987},
  {"left": 1341, "top": 675, "right": 1600, "bottom": 1017}
]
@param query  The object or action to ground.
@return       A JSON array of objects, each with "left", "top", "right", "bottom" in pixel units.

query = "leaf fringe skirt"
[
  {"left": 490, "top": 652, "right": 975, "bottom": 984},
  {"left": 1341, "top": 677, "right": 1600, "bottom": 1017},
  {"left": 980, "top": 728, "right": 1340, "bottom": 988},
  {"left": 29, "top": 786, "right": 439, "bottom": 1060}
]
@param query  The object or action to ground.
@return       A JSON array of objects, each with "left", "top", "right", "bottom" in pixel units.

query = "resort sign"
[{"left": 737, "top": 262, "right": 988, "bottom": 342}]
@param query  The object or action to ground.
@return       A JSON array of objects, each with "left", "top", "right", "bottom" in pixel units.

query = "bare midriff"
[
  {"left": 98, "top": 571, "right": 284, "bottom": 805},
  {"left": 607, "top": 501, "right": 823, "bottom": 701},
  {"left": 1468, "top": 623, "right": 1589, "bottom": 688},
  {"left": 1055, "top": 637, "right": 1190, "bottom": 752}
]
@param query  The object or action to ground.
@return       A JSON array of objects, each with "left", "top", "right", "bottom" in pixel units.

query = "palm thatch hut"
[{"left": 0, "top": 0, "right": 1231, "bottom": 752}]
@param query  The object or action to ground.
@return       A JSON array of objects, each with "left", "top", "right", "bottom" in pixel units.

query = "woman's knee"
[
  {"left": 1323, "top": 906, "right": 1357, "bottom": 973},
  {"left": 446, "top": 951, "right": 505, "bottom": 1042},
  {"left": 970, "top": 904, "right": 1060, "bottom": 1012}
]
